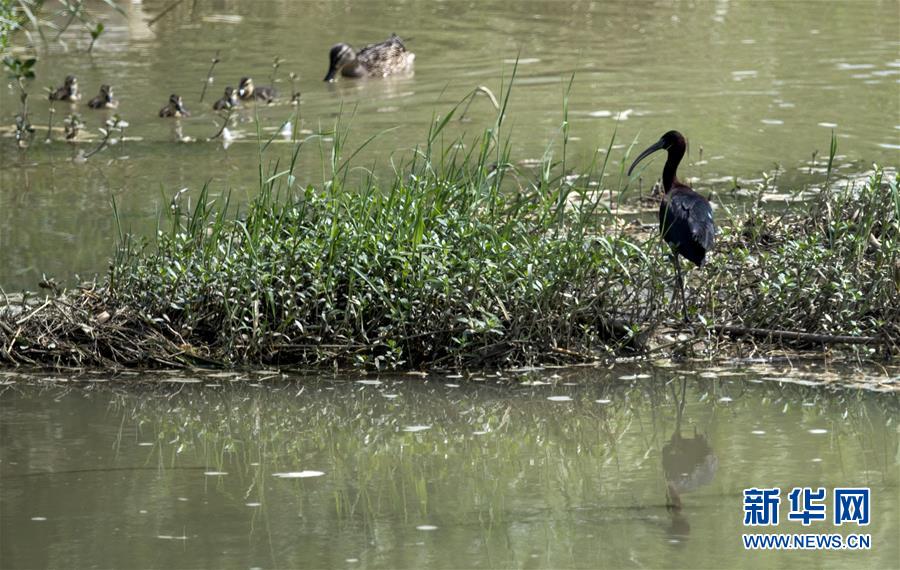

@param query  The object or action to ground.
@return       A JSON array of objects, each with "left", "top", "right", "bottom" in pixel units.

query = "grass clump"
[
  {"left": 705, "top": 167, "right": 899, "bottom": 344},
  {"left": 109, "top": 115, "right": 660, "bottom": 368}
]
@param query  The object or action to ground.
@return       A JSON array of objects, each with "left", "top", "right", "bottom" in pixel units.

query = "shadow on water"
[{"left": 0, "top": 365, "right": 897, "bottom": 568}]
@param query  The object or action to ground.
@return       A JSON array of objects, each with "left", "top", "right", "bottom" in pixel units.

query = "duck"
[
  {"left": 159, "top": 94, "right": 189, "bottom": 118},
  {"left": 324, "top": 34, "right": 415, "bottom": 81},
  {"left": 87, "top": 84, "right": 118, "bottom": 109},
  {"left": 212, "top": 86, "right": 239, "bottom": 110},
  {"left": 49, "top": 75, "right": 81, "bottom": 102},
  {"left": 237, "top": 77, "right": 275, "bottom": 103}
]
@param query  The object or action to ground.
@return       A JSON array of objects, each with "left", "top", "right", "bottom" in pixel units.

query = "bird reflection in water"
[{"left": 661, "top": 380, "right": 718, "bottom": 544}]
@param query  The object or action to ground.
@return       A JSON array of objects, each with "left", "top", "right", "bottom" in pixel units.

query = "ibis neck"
[{"left": 662, "top": 146, "right": 685, "bottom": 192}]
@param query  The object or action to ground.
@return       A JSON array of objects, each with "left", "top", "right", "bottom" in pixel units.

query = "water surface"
[
  {"left": 1, "top": 0, "right": 899, "bottom": 290},
  {"left": 1, "top": 365, "right": 897, "bottom": 568}
]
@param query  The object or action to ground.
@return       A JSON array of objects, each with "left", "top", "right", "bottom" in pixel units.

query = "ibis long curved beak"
[{"left": 627, "top": 138, "right": 667, "bottom": 176}]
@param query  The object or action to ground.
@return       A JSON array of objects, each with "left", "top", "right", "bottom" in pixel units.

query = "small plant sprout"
[
  {"left": 3, "top": 56, "right": 37, "bottom": 148},
  {"left": 87, "top": 21, "right": 104, "bottom": 53},
  {"left": 199, "top": 50, "right": 221, "bottom": 103},
  {"left": 83, "top": 115, "right": 127, "bottom": 159},
  {"left": 46, "top": 99, "right": 56, "bottom": 142},
  {"left": 269, "top": 56, "right": 282, "bottom": 85},
  {"left": 289, "top": 72, "right": 300, "bottom": 104},
  {"left": 64, "top": 113, "right": 84, "bottom": 141}
]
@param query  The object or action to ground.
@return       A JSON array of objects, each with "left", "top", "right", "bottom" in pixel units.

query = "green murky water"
[
  {"left": 1, "top": 365, "right": 898, "bottom": 568},
  {"left": 1, "top": 0, "right": 899, "bottom": 290}
]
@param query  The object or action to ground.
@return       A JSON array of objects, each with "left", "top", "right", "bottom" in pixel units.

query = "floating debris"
[
  {"left": 201, "top": 14, "right": 243, "bottom": 24},
  {"left": 272, "top": 471, "right": 325, "bottom": 478}
]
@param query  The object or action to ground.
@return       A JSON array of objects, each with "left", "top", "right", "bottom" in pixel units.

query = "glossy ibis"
[{"left": 628, "top": 130, "right": 715, "bottom": 321}]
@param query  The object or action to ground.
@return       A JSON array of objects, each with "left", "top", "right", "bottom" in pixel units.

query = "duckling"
[
  {"left": 49, "top": 75, "right": 81, "bottom": 102},
  {"left": 87, "top": 84, "right": 118, "bottom": 109},
  {"left": 237, "top": 77, "right": 275, "bottom": 103},
  {"left": 159, "top": 94, "right": 189, "bottom": 118},
  {"left": 212, "top": 86, "right": 239, "bottom": 110},
  {"left": 324, "top": 34, "right": 415, "bottom": 81}
]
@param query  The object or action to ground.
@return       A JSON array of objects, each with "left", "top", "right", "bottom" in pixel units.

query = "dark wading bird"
[
  {"left": 324, "top": 33, "right": 415, "bottom": 81},
  {"left": 628, "top": 130, "right": 715, "bottom": 321},
  {"left": 49, "top": 75, "right": 81, "bottom": 102},
  {"left": 159, "top": 94, "right": 189, "bottom": 118},
  {"left": 237, "top": 77, "right": 275, "bottom": 103},
  {"left": 87, "top": 84, "right": 118, "bottom": 109}
]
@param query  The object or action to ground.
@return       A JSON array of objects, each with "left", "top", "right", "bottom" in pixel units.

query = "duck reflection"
[{"left": 661, "top": 380, "right": 718, "bottom": 543}]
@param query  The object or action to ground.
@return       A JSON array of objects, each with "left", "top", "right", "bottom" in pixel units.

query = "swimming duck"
[
  {"left": 159, "top": 94, "right": 189, "bottom": 118},
  {"left": 237, "top": 77, "right": 275, "bottom": 103},
  {"left": 87, "top": 84, "right": 118, "bottom": 109},
  {"left": 324, "top": 34, "right": 414, "bottom": 81},
  {"left": 49, "top": 75, "right": 81, "bottom": 102},
  {"left": 213, "top": 86, "right": 239, "bottom": 110}
]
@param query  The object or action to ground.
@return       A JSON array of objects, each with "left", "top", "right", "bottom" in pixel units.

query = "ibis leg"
[{"left": 672, "top": 254, "right": 689, "bottom": 322}]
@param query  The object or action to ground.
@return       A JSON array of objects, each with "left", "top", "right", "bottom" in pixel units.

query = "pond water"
[
  {"left": 1, "top": 365, "right": 898, "bottom": 568},
  {"left": 1, "top": 0, "right": 899, "bottom": 290}
]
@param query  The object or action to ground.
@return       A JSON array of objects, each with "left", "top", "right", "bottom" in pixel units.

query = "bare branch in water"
[
  {"left": 147, "top": 0, "right": 186, "bottom": 27},
  {"left": 208, "top": 107, "right": 234, "bottom": 140},
  {"left": 199, "top": 50, "right": 221, "bottom": 103}
]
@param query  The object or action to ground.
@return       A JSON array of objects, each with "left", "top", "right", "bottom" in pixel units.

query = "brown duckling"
[
  {"left": 237, "top": 77, "right": 275, "bottom": 103},
  {"left": 213, "top": 86, "right": 239, "bottom": 110},
  {"left": 49, "top": 75, "right": 81, "bottom": 102},
  {"left": 324, "top": 34, "right": 415, "bottom": 81},
  {"left": 159, "top": 94, "right": 189, "bottom": 118},
  {"left": 87, "top": 84, "right": 118, "bottom": 109}
]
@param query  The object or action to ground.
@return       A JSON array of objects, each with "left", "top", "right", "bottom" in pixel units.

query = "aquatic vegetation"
[
  {"left": 2, "top": 55, "right": 36, "bottom": 147},
  {"left": 706, "top": 165, "right": 899, "bottom": 347},
  {"left": 0, "top": 0, "right": 117, "bottom": 52},
  {"left": 0, "top": 94, "right": 896, "bottom": 368}
]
